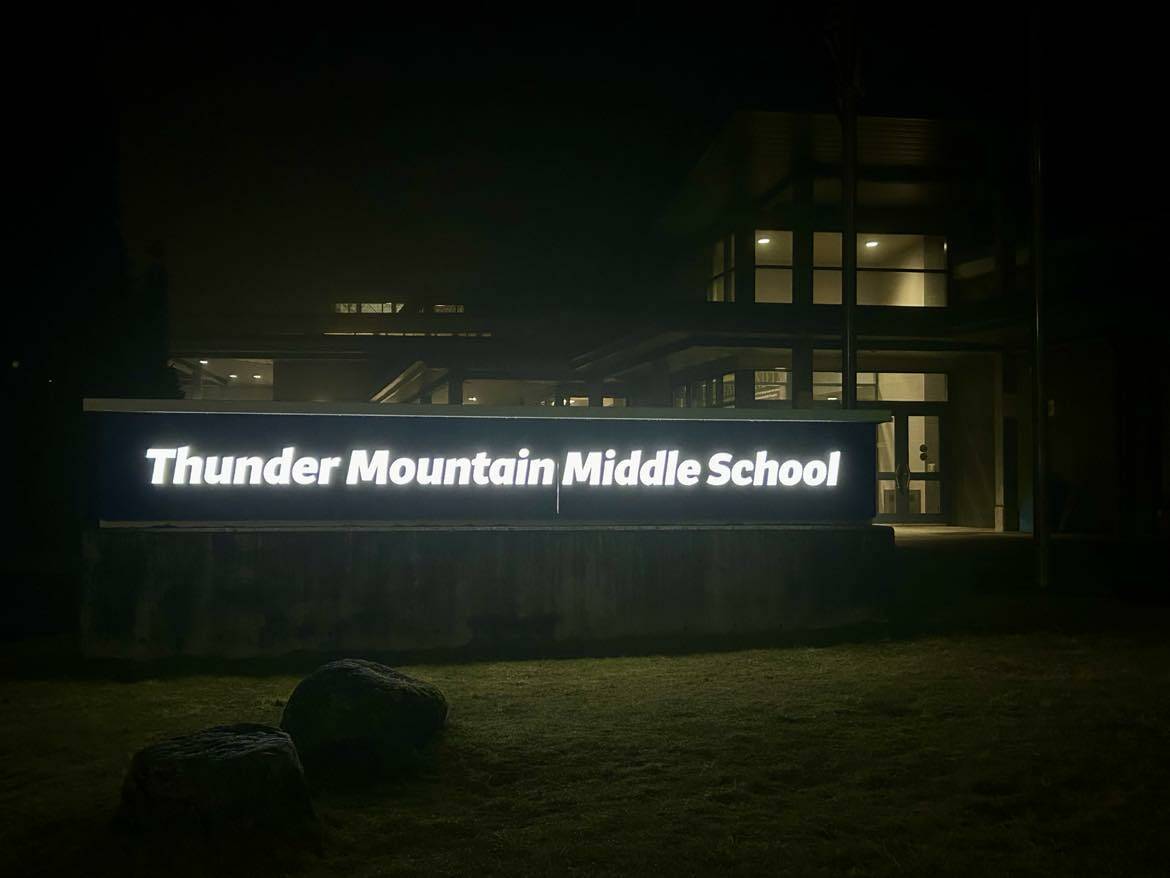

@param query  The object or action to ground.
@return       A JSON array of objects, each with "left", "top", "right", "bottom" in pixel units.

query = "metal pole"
[
  {"left": 1030, "top": 17, "right": 1050, "bottom": 588},
  {"left": 842, "top": 86, "right": 858, "bottom": 409},
  {"left": 829, "top": 4, "right": 859, "bottom": 408}
]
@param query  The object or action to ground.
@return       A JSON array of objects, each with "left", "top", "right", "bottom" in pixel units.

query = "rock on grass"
[
  {"left": 117, "top": 723, "right": 317, "bottom": 844},
  {"left": 280, "top": 659, "right": 448, "bottom": 782}
]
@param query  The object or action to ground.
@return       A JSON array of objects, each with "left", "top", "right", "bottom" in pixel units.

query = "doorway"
[{"left": 874, "top": 409, "right": 946, "bottom": 522}]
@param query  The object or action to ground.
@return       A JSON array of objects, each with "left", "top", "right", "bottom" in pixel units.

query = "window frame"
[
  {"left": 810, "top": 232, "right": 949, "bottom": 308},
  {"left": 753, "top": 229, "right": 794, "bottom": 304}
]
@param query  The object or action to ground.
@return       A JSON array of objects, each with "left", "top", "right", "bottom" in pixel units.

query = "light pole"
[{"left": 1030, "top": 13, "right": 1050, "bottom": 588}]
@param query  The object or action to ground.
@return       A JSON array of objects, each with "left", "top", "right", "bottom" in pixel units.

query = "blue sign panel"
[{"left": 85, "top": 401, "right": 885, "bottom": 525}]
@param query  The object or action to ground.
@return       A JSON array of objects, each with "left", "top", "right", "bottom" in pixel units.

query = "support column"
[
  {"left": 447, "top": 372, "right": 464, "bottom": 406},
  {"left": 1030, "top": 13, "right": 1049, "bottom": 587},
  {"left": 841, "top": 93, "right": 858, "bottom": 409},
  {"left": 734, "top": 368, "right": 755, "bottom": 408},
  {"left": 191, "top": 361, "right": 204, "bottom": 400},
  {"left": 994, "top": 353, "right": 1006, "bottom": 530},
  {"left": 734, "top": 225, "right": 755, "bottom": 306},
  {"left": 792, "top": 339, "right": 813, "bottom": 409}
]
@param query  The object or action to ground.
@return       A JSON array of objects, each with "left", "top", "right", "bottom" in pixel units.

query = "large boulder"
[
  {"left": 117, "top": 723, "right": 317, "bottom": 843},
  {"left": 280, "top": 659, "right": 448, "bottom": 779}
]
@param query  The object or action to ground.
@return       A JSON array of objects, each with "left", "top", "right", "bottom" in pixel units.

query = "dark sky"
[
  {"left": 105, "top": 12, "right": 842, "bottom": 310},
  {"left": 8, "top": 6, "right": 1155, "bottom": 369},
  {"left": 99, "top": 9, "right": 1043, "bottom": 309}
]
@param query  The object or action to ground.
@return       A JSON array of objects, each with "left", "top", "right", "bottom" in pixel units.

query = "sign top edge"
[{"left": 82, "top": 399, "right": 892, "bottom": 423}]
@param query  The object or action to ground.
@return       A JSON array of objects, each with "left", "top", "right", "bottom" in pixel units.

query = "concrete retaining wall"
[{"left": 81, "top": 525, "right": 894, "bottom": 659}]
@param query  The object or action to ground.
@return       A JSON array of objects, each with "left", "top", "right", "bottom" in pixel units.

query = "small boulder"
[
  {"left": 117, "top": 723, "right": 317, "bottom": 843},
  {"left": 281, "top": 659, "right": 448, "bottom": 780}
]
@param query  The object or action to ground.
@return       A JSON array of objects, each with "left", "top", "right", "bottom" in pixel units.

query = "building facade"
[{"left": 165, "top": 111, "right": 1166, "bottom": 536}]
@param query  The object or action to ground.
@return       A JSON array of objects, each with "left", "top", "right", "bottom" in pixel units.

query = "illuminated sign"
[{"left": 85, "top": 401, "right": 886, "bottom": 524}]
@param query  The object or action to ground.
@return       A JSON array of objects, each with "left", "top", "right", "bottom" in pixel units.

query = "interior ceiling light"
[
  {"left": 865, "top": 240, "right": 879, "bottom": 248},
  {"left": 252, "top": 374, "right": 262, "bottom": 380},
  {"left": 199, "top": 359, "right": 209, "bottom": 365},
  {"left": 757, "top": 237, "right": 770, "bottom": 245},
  {"left": 228, "top": 374, "right": 238, "bottom": 379}
]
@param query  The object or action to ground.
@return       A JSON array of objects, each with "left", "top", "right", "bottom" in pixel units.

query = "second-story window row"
[{"left": 701, "top": 232, "right": 948, "bottom": 307}]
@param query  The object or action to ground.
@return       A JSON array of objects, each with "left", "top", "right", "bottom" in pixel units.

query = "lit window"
[
  {"left": 337, "top": 302, "right": 406, "bottom": 314},
  {"left": 812, "top": 233, "right": 947, "bottom": 306},
  {"left": 690, "top": 377, "right": 720, "bottom": 408},
  {"left": 567, "top": 396, "right": 590, "bottom": 407},
  {"left": 753, "top": 369, "right": 789, "bottom": 401},
  {"left": 434, "top": 304, "right": 465, "bottom": 314},
  {"left": 672, "top": 385, "right": 687, "bottom": 408},
  {"left": 754, "top": 230, "right": 793, "bottom": 303},
  {"left": 813, "top": 233, "right": 843, "bottom": 304},
  {"left": 872, "top": 372, "right": 947, "bottom": 401},
  {"left": 813, "top": 370, "right": 947, "bottom": 402},
  {"left": 813, "top": 370, "right": 844, "bottom": 402}
]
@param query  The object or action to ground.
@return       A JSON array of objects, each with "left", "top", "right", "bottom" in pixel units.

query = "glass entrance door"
[{"left": 875, "top": 411, "right": 946, "bottom": 522}]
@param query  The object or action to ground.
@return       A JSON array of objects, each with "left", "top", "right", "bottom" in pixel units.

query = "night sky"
[{"left": 6, "top": 7, "right": 1153, "bottom": 380}]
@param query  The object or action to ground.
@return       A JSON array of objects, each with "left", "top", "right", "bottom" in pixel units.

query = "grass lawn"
[{"left": 2, "top": 632, "right": 1169, "bottom": 877}]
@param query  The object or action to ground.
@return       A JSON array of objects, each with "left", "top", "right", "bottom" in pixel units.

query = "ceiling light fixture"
[
  {"left": 865, "top": 240, "right": 879, "bottom": 248},
  {"left": 199, "top": 359, "right": 209, "bottom": 365},
  {"left": 228, "top": 374, "right": 238, "bottom": 379},
  {"left": 757, "top": 237, "right": 770, "bottom": 245},
  {"left": 252, "top": 374, "right": 262, "bottom": 380}
]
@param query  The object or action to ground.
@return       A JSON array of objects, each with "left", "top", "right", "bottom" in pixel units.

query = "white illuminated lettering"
[
  {"left": 443, "top": 457, "right": 472, "bottom": 485},
  {"left": 140, "top": 444, "right": 848, "bottom": 493},
  {"left": 778, "top": 459, "right": 802, "bottom": 486},
  {"left": 346, "top": 449, "right": 389, "bottom": 485},
  {"left": 489, "top": 457, "right": 516, "bottom": 486},
  {"left": 803, "top": 459, "right": 827, "bottom": 486},
  {"left": 234, "top": 456, "right": 264, "bottom": 485},
  {"left": 417, "top": 458, "right": 444, "bottom": 486},
  {"left": 471, "top": 452, "right": 491, "bottom": 485},
  {"left": 145, "top": 448, "right": 177, "bottom": 484},
  {"left": 204, "top": 456, "right": 235, "bottom": 485},
  {"left": 528, "top": 457, "right": 555, "bottom": 485},
  {"left": 602, "top": 449, "right": 617, "bottom": 486},
  {"left": 263, "top": 447, "right": 296, "bottom": 485},
  {"left": 614, "top": 450, "right": 641, "bottom": 486},
  {"left": 639, "top": 450, "right": 668, "bottom": 486},
  {"left": 318, "top": 457, "right": 342, "bottom": 485},
  {"left": 677, "top": 458, "right": 701, "bottom": 486},
  {"left": 292, "top": 457, "right": 319, "bottom": 486},
  {"left": 174, "top": 446, "right": 203, "bottom": 485},
  {"left": 563, "top": 451, "right": 602, "bottom": 485},
  {"left": 389, "top": 457, "right": 416, "bottom": 485},
  {"left": 731, "top": 459, "right": 753, "bottom": 486},
  {"left": 753, "top": 451, "right": 778, "bottom": 486},
  {"left": 706, "top": 452, "right": 733, "bottom": 486}
]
